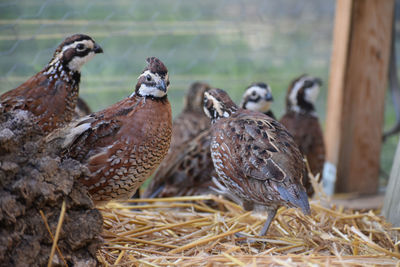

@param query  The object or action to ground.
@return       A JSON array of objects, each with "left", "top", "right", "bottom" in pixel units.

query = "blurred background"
[{"left": 0, "top": 0, "right": 398, "bottom": 189}]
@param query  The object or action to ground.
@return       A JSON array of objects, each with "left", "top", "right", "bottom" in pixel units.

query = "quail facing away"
[
  {"left": 169, "top": 82, "right": 211, "bottom": 149},
  {"left": 143, "top": 82, "right": 275, "bottom": 199},
  {"left": 203, "top": 88, "right": 310, "bottom": 236},
  {"left": 46, "top": 57, "right": 172, "bottom": 203},
  {"left": 0, "top": 34, "right": 103, "bottom": 133},
  {"left": 279, "top": 75, "right": 325, "bottom": 196}
]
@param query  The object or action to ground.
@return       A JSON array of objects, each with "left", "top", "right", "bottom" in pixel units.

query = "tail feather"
[{"left": 277, "top": 183, "right": 310, "bottom": 215}]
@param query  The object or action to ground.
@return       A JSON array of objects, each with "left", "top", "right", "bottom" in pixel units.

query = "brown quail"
[
  {"left": 0, "top": 34, "right": 103, "bottom": 134},
  {"left": 204, "top": 88, "right": 310, "bottom": 236},
  {"left": 143, "top": 83, "right": 275, "bottom": 198},
  {"left": 279, "top": 75, "right": 325, "bottom": 197},
  {"left": 169, "top": 82, "right": 211, "bottom": 149},
  {"left": 46, "top": 57, "right": 172, "bottom": 203}
]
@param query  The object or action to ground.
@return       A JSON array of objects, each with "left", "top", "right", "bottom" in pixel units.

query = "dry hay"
[{"left": 97, "top": 177, "right": 400, "bottom": 266}]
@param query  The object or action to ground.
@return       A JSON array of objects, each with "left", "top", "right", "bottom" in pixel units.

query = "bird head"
[
  {"left": 135, "top": 57, "right": 170, "bottom": 99},
  {"left": 240, "top": 82, "right": 273, "bottom": 113},
  {"left": 287, "top": 74, "right": 322, "bottom": 113},
  {"left": 50, "top": 34, "right": 103, "bottom": 72},
  {"left": 203, "top": 88, "right": 238, "bottom": 122},
  {"left": 183, "top": 82, "right": 211, "bottom": 112}
]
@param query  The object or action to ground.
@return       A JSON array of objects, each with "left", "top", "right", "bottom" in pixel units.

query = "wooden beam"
[{"left": 325, "top": 0, "right": 394, "bottom": 194}]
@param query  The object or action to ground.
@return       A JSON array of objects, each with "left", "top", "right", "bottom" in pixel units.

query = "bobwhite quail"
[
  {"left": 47, "top": 57, "right": 172, "bottom": 203},
  {"left": 143, "top": 83, "right": 275, "bottom": 198},
  {"left": 169, "top": 82, "right": 211, "bottom": 149},
  {"left": 0, "top": 34, "right": 103, "bottom": 133},
  {"left": 204, "top": 88, "right": 310, "bottom": 236},
  {"left": 279, "top": 75, "right": 325, "bottom": 197},
  {"left": 240, "top": 82, "right": 275, "bottom": 119}
]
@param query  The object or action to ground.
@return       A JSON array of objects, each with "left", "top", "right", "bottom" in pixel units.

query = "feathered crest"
[{"left": 144, "top": 57, "right": 168, "bottom": 77}]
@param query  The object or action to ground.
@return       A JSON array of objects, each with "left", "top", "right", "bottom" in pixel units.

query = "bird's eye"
[
  {"left": 251, "top": 91, "right": 257, "bottom": 96},
  {"left": 76, "top": 43, "right": 85, "bottom": 51},
  {"left": 146, "top": 75, "right": 152, "bottom": 81},
  {"left": 304, "top": 80, "right": 313, "bottom": 87}
]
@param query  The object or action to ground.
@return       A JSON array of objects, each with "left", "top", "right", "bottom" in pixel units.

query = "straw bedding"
[{"left": 97, "top": 178, "right": 400, "bottom": 266}]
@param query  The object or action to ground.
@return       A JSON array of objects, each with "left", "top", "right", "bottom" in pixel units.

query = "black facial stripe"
[
  {"left": 63, "top": 37, "right": 93, "bottom": 47},
  {"left": 297, "top": 87, "right": 314, "bottom": 112},
  {"left": 249, "top": 96, "right": 261, "bottom": 102},
  {"left": 144, "top": 81, "right": 157, "bottom": 87},
  {"left": 76, "top": 49, "right": 91, "bottom": 57}
]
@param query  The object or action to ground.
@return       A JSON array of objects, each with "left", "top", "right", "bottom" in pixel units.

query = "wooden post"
[
  {"left": 325, "top": 0, "right": 394, "bottom": 194},
  {"left": 383, "top": 140, "right": 400, "bottom": 226}
]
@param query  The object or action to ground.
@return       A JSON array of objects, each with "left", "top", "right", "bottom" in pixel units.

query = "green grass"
[{"left": 0, "top": 0, "right": 397, "bottom": 185}]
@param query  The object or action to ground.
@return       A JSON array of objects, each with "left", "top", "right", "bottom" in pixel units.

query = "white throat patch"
[
  {"left": 288, "top": 77, "right": 307, "bottom": 107},
  {"left": 242, "top": 86, "right": 272, "bottom": 113},
  {"left": 288, "top": 76, "right": 320, "bottom": 111},
  {"left": 245, "top": 101, "right": 271, "bottom": 113},
  {"left": 136, "top": 70, "right": 167, "bottom": 98},
  {"left": 304, "top": 83, "right": 320, "bottom": 105},
  {"left": 68, "top": 51, "right": 96, "bottom": 71}
]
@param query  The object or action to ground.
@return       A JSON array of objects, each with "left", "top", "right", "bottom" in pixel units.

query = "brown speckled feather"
[
  {"left": 204, "top": 89, "right": 310, "bottom": 235},
  {"left": 170, "top": 82, "right": 211, "bottom": 149},
  {"left": 279, "top": 75, "right": 325, "bottom": 196},
  {"left": 0, "top": 34, "right": 102, "bottom": 133},
  {"left": 65, "top": 95, "right": 172, "bottom": 201},
  {"left": 47, "top": 57, "right": 171, "bottom": 203},
  {"left": 144, "top": 83, "right": 276, "bottom": 198},
  {"left": 211, "top": 110, "right": 308, "bottom": 208},
  {"left": 143, "top": 129, "right": 215, "bottom": 198},
  {"left": 280, "top": 112, "right": 325, "bottom": 187},
  {"left": 1, "top": 69, "right": 80, "bottom": 133}
]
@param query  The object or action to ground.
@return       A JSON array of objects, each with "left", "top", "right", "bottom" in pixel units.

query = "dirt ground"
[{"left": 0, "top": 110, "right": 103, "bottom": 267}]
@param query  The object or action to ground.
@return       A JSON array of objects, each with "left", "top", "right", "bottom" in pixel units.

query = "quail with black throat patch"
[
  {"left": 46, "top": 57, "right": 172, "bottom": 203},
  {"left": 204, "top": 88, "right": 310, "bottom": 236},
  {"left": 0, "top": 34, "right": 103, "bottom": 133},
  {"left": 279, "top": 74, "right": 325, "bottom": 197}
]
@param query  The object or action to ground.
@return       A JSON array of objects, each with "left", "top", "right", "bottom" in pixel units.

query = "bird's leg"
[
  {"left": 235, "top": 205, "right": 276, "bottom": 242},
  {"left": 259, "top": 208, "right": 277, "bottom": 236}
]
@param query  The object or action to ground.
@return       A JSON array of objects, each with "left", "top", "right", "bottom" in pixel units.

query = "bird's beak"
[
  {"left": 93, "top": 43, "right": 103, "bottom": 54},
  {"left": 314, "top": 78, "right": 322, "bottom": 86},
  {"left": 157, "top": 79, "right": 167, "bottom": 92},
  {"left": 265, "top": 92, "right": 273, "bottom": 102}
]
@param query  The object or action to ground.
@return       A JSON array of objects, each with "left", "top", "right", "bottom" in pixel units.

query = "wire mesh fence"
[{"left": 0, "top": 0, "right": 398, "bottom": 185}]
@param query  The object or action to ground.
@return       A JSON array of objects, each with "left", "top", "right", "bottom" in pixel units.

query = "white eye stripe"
[
  {"left": 206, "top": 94, "right": 224, "bottom": 116},
  {"left": 304, "top": 83, "right": 320, "bottom": 104},
  {"left": 138, "top": 70, "right": 165, "bottom": 84},
  {"left": 244, "top": 86, "right": 271, "bottom": 99},
  {"left": 62, "top": 40, "right": 93, "bottom": 52},
  {"left": 288, "top": 76, "right": 308, "bottom": 106}
]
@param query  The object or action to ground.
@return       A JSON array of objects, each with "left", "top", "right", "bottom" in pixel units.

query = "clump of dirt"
[{"left": 0, "top": 110, "right": 103, "bottom": 267}]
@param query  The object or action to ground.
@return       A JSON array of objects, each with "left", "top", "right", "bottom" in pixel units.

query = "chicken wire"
[{"left": 0, "top": 0, "right": 398, "bottom": 184}]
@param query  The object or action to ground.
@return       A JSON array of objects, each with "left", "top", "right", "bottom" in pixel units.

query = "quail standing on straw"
[{"left": 203, "top": 88, "right": 310, "bottom": 236}]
